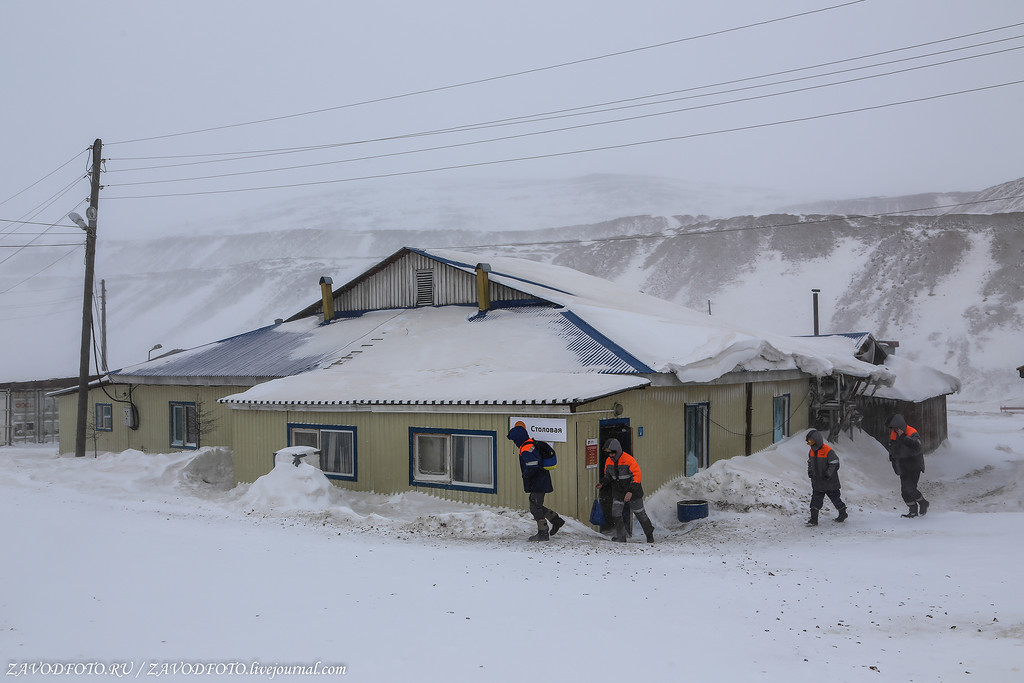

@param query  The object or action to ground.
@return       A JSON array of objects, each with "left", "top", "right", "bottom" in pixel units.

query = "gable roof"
[{"left": 110, "top": 246, "right": 958, "bottom": 407}]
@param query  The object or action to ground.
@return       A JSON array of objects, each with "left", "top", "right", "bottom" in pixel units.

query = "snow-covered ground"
[{"left": 2, "top": 409, "right": 1022, "bottom": 681}]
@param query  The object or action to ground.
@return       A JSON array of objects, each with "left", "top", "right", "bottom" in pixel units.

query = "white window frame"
[
  {"left": 95, "top": 403, "right": 113, "bottom": 432},
  {"left": 410, "top": 428, "right": 496, "bottom": 493},
  {"left": 287, "top": 424, "right": 357, "bottom": 481}
]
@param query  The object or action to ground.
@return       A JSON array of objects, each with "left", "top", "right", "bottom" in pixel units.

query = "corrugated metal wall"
[
  {"left": 229, "top": 406, "right": 583, "bottom": 517},
  {"left": 332, "top": 252, "right": 531, "bottom": 312},
  {"left": 58, "top": 384, "right": 239, "bottom": 455},
  {"left": 228, "top": 376, "right": 810, "bottom": 522}
]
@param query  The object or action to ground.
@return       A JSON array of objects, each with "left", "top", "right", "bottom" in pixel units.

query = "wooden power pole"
[{"left": 75, "top": 139, "right": 102, "bottom": 458}]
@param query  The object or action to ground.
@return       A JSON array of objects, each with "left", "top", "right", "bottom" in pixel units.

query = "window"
[
  {"left": 288, "top": 424, "right": 356, "bottom": 480},
  {"left": 773, "top": 394, "right": 791, "bottom": 443},
  {"left": 684, "top": 403, "right": 709, "bottom": 476},
  {"left": 95, "top": 403, "right": 113, "bottom": 432},
  {"left": 410, "top": 428, "right": 495, "bottom": 493},
  {"left": 169, "top": 402, "right": 198, "bottom": 449},
  {"left": 415, "top": 269, "right": 434, "bottom": 306}
]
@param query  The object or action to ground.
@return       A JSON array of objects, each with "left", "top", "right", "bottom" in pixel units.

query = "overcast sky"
[{"left": 2, "top": 0, "right": 1023, "bottom": 241}]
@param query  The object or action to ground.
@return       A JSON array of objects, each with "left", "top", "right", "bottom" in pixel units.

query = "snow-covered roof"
[
  {"left": 420, "top": 248, "right": 896, "bottom": 385},
  {"left": 107, "top": 246, "right": 962, "bottom": 407},
  {"left": 868, "top": 354, "right": 961, "bottom": 402},
  {"left": 217, "top": 304, "right": 650, "bottom": 406}
]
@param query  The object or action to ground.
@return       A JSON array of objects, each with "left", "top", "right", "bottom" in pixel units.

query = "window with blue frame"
[
  {"left": 288, "top": 424, "right": 356, "bottom": 480},
  {"left": 95, "top": 403, "right": 113, "bottom": 432},
  {"left": 169, "top": 401, "right": 198, "bottom": 449},
  {"left": 410, "top": 428, "right": 495, "bottom": 493}
]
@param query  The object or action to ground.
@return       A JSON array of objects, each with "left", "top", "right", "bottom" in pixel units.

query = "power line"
[
  {"left": 106, "top": 1, "right": 867, "bottom": 146},
  {"left": 103, "top": 42, "right": 1024, "bottom": 189},
  {"left": 0, "top": 245, "right": 82, "bottom": 298},
  {"left": 102, "top": 78, "right": 1024, "bottom": 200},
  {"left": 105, "top": 21, "right": 1024, "bottom": 169},
  {"left": 0, "top": 149, "right": 88, "bottom": 209}
]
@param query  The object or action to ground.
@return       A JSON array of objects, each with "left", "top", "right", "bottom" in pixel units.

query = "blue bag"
[{"left": 589, "top": 498, "right": 606, "bottom": 525}]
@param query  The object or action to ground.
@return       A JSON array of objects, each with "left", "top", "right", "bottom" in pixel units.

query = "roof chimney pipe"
[
  {"left": 475, "top": 263, "right": 492, "bottom": 313},
  {"left": 320, "top": 276, "right": 334, "bottom": 322},
  {"left": 811, "top": 288, "right": 820, "bottom": 336}
]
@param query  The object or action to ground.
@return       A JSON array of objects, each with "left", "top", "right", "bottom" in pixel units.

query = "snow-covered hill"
[{"left": 3, "top": 174, "right": 1022, "bottom": 404}]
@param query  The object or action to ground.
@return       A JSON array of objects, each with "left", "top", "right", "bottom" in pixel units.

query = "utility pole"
[{"left": 75, "top": 139, "right": 102, "bottom": 458}]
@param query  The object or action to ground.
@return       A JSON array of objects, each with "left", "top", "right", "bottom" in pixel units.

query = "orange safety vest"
[
  {"left": 604, "top": 451, "right": 643, "bottom": 484},
  {"left": 890, "top": 425, "right": 919, "bottom": 441}
]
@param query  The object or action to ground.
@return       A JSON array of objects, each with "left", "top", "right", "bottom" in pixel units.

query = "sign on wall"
[{"left": 509, "top": 417, "right": 567, "bottom": 443}]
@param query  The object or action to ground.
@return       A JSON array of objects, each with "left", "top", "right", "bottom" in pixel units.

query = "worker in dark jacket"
[
  {"left": 805, "top": 429, "right": 848, "bottom": 526},
  {"left": 507, "top": 425, "right": 565, "bottom": 541},
  {"left": 885, "top": 414, "right": 930, "bottom": 518},
  {"left": 596, "top": 438, "right": 655, "bottom": 543}
]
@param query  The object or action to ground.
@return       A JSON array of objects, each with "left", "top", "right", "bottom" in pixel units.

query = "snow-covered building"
[{"left": 56, "top": 247, "right": 957, "bottom": 521}]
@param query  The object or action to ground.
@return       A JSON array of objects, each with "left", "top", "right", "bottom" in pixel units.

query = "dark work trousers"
[
  {"left": 810, "top": 489, "right": 846, "bottom": 511},
  {"left": 529, "top": 492, "right": 554, "bottom": 521},
  {"left": 611, "top": 496, "right": 654, "bottom": 537},
  {"left": 900, "top": 470, "right": 923, "bottom": 504}
]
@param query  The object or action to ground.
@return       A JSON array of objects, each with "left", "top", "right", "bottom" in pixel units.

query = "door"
[{"left": 684, "top": 403, "right": 709, "bottom": 476}]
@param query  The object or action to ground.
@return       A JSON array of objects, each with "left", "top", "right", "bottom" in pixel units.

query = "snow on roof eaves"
[{"left": 219, "top": 371, "right": 650, "bottom": 407}]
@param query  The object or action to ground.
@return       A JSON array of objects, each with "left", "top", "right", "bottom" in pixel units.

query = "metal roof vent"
[{"left": 415, "top": 269, "right": 434, "bottom": 306}]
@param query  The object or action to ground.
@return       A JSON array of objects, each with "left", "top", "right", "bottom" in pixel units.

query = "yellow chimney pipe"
[
  {"left": 320, "top": 276, "right": 334, "bottom": 322},
  {"left": 475, "top": 263, "right": 491, "bottom": 313}
]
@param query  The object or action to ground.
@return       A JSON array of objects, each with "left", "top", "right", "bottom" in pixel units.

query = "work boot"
[
  {"left": 528, "top": 520, "right": 550, "bottom": 542},
  {"left": 918, "top": 498, "right": 930, "bottom": 516},
  {"left": 640, "top": 518, "right": 655, "bottom": 543},
  {"left": 805, "top": 508, "right": 819, "bottom": 526},
  {"left": 835, "top": 507, "right": 848, "bottom": 523},
  {"left": 902, "top": 502, "right": 919, "bottom": 518},
  {"left": 548, "top": 513, "right": 565, "bottom": 536}
]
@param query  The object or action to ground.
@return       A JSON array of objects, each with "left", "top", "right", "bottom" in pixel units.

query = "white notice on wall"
[{"left": 509, "top": 417, "right": 567, "bottom": 443}]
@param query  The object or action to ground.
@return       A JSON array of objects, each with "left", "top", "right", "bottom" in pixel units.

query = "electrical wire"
[
  {"left": 0, "top": 149, "right": 89, "bottom": 209},
  {"left": 106, "top": 22, "right": 1024, "bottom": 170},
  {"left": 105, "top": 1, "right": 867, "bottom": 146},
  {"left": 103, "top": 42, "right": 1024, "bottom": 188},
  {"left": 102, "top": 78, "right": 1024, "bottom": 200}
]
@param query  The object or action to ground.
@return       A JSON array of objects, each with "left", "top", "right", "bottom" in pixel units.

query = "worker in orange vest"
[
  {"left": 805, "top": 429, "right": 848, "bottom": 526},
  {"left": 596, "top": 438, "right": 655, "bottom": 542},
  {"left": 885, "top": 414, "right": 930, "bottom": 518}
]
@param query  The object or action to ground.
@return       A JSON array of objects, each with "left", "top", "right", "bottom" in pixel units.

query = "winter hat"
[
  {"left": 805, "top": 430, "right": 823, "bottom": 449},
  {"left": 507, "top": 425, "right": 529, "bottom": 446},
  {"left": 886, "top": 414, "right": 907, "bottom": 431},
  {"left": 602, "top": 438, "right": 623, "bottom": 455}
]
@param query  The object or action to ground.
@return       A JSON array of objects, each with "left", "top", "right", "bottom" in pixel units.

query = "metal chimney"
[
  {"left": 811, "top": 288, "right": 820, "bottom": 336},
  {"left": 475, "top": 263, "right": 492, "bottom": 313},
  {"left": 320, "top": 276, "right": 334, "bottom": 322}
]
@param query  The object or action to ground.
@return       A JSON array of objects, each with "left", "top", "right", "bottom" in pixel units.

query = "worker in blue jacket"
[{"left": 508, "top": 424, "right": 565, "bottom": 541}]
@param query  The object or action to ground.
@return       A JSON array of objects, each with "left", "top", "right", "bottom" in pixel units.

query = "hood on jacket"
[
  {"left": 507, "top": 425, "right": 529, "bottom": 447},
  {"left": 602, "top": 438, "right": 623, "bottom": 456},
  {"left": 805, "top": 429, "right": 824, "bottom": 450},
  {"left": 885, "top": 413, "right": 907, "bottom": 431}
]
